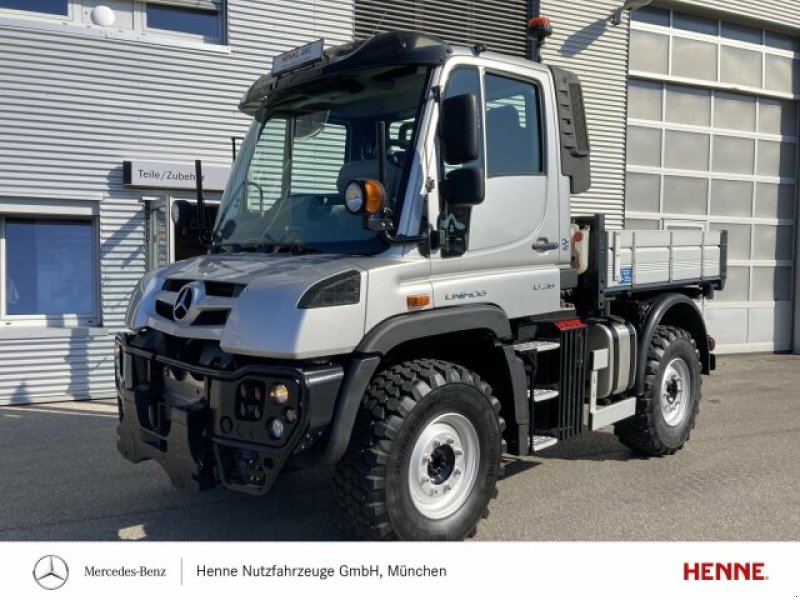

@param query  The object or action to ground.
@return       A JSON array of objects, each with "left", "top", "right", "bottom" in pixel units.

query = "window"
[
  {"left": 484, "top": 74, "right": 543, "bottom": 177},
  {"left": 291, "top": 119, "right": 348, "bottom": 195},
  {"left": 0, "top": 0, "right": 68, "bottom": 15},
  {"left": 0, "top": 1, "right": 226, "bottom": 46},
  {"left": 1, "top": 218, "right": 99, "bottom": 325},
  {"left": 146, "top": 2, "right": 222, "bottom": 40}
]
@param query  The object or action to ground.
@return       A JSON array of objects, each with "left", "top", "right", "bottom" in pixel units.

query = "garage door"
[{"left": 626, "top": 7, "right": 799, "bottom": 353}]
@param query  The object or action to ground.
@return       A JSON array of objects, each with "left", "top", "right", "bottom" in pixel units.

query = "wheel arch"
[
  {"left": 634, "top": 293, "right": 711, "bottom": 396},
  {"left": 298, "top": 305, "right": 526, "bottom": 467}
]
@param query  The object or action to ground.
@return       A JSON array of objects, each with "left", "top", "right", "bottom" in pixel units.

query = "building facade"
[{"left": 0, "top": 0, "right": 798, "bottom": 404}]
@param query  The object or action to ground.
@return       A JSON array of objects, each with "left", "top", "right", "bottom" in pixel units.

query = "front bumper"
[{"left": 115, "top": 333, "right": 343, "bottom": 495}]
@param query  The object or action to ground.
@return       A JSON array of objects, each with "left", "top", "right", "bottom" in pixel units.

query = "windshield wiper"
[
  {"left": 219, "top": 239, "right": 317, "bottom": 255},
  {"left": 270, "top": 241, "right": 318, "bottom": 255}
]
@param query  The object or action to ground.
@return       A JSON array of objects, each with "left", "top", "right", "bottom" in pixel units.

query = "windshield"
[{"left": 213, "top": 65, "right": 431, "bottom": 254}]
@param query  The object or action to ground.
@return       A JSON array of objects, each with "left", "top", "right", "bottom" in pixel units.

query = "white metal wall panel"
[
  {"left": 355, "top": 0, "right": 529, "bottom": 58},
  {"left": 0, "top": 0, "right": 354, "bottom": 404},
  {"left": 540, "top": 0, "right": 629, "bottom": 229}
]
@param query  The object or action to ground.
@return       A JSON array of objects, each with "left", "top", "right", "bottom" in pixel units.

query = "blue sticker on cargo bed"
[{"left": 620, "top": 266, "right": 632, "bottom": 285}]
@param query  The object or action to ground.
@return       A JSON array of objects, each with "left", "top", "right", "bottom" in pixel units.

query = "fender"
[
  {"left": 634, "top": 293, "right": 712, "bottom": 397},
  {"left": 296, "top": 305, "right": 517, "bottom": 467}
]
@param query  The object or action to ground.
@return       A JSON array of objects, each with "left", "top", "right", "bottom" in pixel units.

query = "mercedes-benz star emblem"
[
  {"left": 173, "top": 283, "right": 195, "bottom": 322},
  {"left": 33, "top": 555, "right": 69, "bottom": 590}
]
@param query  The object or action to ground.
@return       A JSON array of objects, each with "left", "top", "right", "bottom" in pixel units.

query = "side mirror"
[
  {"left": 440, "top": 166, "right": 485, "bottom": 207},
  {"left": 441, "top": 93, "right": 479, "bottom": 165},
  {"left": 171, "top": 199, "right": 195, "bottom": 229}
]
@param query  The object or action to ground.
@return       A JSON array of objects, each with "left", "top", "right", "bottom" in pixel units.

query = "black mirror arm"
[{"left": 194, "top": 160, "right": 212, "bottom": 247}]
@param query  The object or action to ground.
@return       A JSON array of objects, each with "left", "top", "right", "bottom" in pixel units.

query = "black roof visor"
[{"left": 240, "top": 31, "right": 451, "bottom": 115}]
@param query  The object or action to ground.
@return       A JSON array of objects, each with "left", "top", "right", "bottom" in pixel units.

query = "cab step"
[
  {"left": 513, "top": 339, "right": 561, "bottom": 354},
  {"left": 532, "top": 435, "right": 558, "bottom": 452}
]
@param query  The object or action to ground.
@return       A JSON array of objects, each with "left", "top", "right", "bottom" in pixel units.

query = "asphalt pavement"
[{"left": 0, "top": 353, "right": 798, "bottom": 541}]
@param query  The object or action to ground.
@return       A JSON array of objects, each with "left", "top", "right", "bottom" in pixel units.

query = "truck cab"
[{"left": 116, "top": 30, "right": 725, "bottom": 541}]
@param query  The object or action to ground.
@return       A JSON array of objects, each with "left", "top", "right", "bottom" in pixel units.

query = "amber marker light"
[
  {"left": 344, "top": 179, "right": 387, "bottom": 216},
  {"left": 407, "top": 294, "right": 431, "bottom": 310}
]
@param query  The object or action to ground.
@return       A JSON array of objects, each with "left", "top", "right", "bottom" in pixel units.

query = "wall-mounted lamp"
[{"left": 612, "top": 0, "right": 654, "bottom": 26}]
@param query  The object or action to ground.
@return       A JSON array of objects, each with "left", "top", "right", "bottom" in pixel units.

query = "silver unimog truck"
[{"left": 115, "top": 23, "right": 727, "bottom": 541}]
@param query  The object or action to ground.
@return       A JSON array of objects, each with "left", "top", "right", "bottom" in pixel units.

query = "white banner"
[
  {"left": 123, "top": 160, "right": 230, "bottom": 191},
  {"left": 2, "top": 542, "right": 797, "bottom": 599}
]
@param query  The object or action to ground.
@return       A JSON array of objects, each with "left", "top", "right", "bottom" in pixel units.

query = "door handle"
[{"left": 532, "top": 239, "right": 558, "bottom": 252}]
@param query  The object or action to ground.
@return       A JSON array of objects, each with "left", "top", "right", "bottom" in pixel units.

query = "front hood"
[
  {"left": 127, "top": 253, "right": 368, "bottom": 360},
  {"left": 165, "top": 252, "right": 359, "bottom": 287}
]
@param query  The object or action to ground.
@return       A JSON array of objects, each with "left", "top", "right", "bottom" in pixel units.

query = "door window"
[{"left": 484, "top": 74, "right": 544, "bottom": 177}]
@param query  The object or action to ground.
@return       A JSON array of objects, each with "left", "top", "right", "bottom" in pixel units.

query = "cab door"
[{"left": 429, "top": 61, "right": 563, "bottom": 318}]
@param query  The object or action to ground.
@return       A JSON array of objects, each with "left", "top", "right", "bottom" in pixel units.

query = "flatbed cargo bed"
[{"left": 605, "top": 230, "right": 726, "bottom": 293}]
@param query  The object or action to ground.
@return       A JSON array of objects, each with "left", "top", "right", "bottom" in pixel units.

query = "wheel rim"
[
  {"left": 659, "top": 357, "right": 691, "bottom": 427},
  {"left": 407, "top": 412, "right": 480, "bottom": 520}
]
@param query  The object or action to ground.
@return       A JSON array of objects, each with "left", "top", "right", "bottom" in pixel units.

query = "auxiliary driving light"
[
  {"left": 268, "top": 418, "right": 285, "bottom": 440},
  {"left": 270, "top": 383, "right": 290, "bottom": 405},
  {"left": 344, "top": 179, "right": 386, "bottom": 216}
]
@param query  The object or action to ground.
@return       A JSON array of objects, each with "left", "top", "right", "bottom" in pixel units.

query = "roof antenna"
[{"left": 370, "top": 9, "right": 387, "bottom": 36}]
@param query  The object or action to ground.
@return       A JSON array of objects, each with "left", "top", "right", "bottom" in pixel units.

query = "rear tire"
[
  {"left": 334, "top": 359, "right": 505, "bottom": 541},
  {"left": 615, "top": 326, "right": 701, "bottom": 456}
]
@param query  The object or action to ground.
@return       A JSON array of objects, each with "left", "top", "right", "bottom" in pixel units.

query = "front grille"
[
  {"left": 155, "top": 279, "right": 242, "bottom": 328},
  {"left": 163, "top": 279, "right": 244, "bottom": 298},
  {"left": 156, "top": 300, "right": 174, "bottom": 320},
  {"left": 155, "top": 300, "right": 230, "bottom": 326},
  {"left": 193, "top": 310, "right": 230, "bottom": 326}
]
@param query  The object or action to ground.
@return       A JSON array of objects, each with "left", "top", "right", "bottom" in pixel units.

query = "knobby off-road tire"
[
  {"left": 615, "top": 325, "right": 701, "bottom": 456},
  {"left": 334, "top": 359, "right": 506, "bottom": 541}
]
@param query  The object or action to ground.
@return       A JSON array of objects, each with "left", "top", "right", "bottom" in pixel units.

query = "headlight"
[
  {"left": 297, "top": 270, "right": 361, "bottom": 309},
  {"left": 268, "top": 418, "right": 285, "bottom": 440},
  {"left": 269, "top": 383, "right": 289, "bottom": 405},
  {"left": 344, "top": 179, "right": 386, "bottom": 215},
  {"left": 344, "top": 181, "right": 364, "bottom": 214}
]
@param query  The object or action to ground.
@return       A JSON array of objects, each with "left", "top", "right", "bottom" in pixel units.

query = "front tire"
[
  {"left": 334, "top": 359, "right": 505, "bottom": 541},
  {"left": 615, "top": 325, "right": 701, "bottom": 456}
]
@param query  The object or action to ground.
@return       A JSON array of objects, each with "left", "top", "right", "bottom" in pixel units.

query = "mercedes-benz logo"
[
  {"left": 33, "top": 555, "right": 69, "bottom": 590},
  {"left": 173, "top": 284, "right": 194, "bottom": 321}
]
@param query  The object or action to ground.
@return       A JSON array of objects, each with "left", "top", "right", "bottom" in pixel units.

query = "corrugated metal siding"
[
  {"left": 100, "top": 199, "right": 147, "bottom": 329},
  {"left": 665, "top": 0, "right": 800, "bottom": 31},
  {"left": 355, "top": 0, "right": 529, "bottom": 58},
  {"left": 0, "top": 334, "right": 115, "bottom": 403},
  {"left": 540, "top": 0, "right": 628, "bottom": 229},
  {"left": 0, "top": 0, "right": 354, "bottom": 404}
]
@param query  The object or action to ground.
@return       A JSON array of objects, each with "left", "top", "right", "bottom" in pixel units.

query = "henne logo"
[
  {"left": 683, "top": 562, "right": 767, "bottom": 581},
  {"left": 33, "top": 555, "right": 69, "bottom": 590}
]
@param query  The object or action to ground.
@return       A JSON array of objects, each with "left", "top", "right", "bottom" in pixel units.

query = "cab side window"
[{"left": 484, "top": 74, "right": 543, "bottom": 177}]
